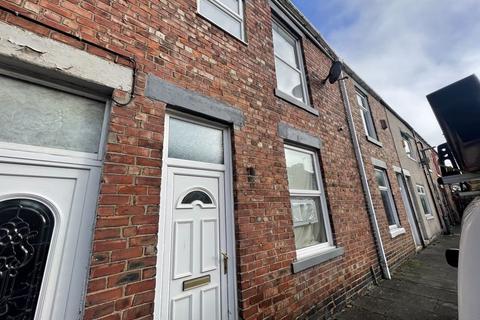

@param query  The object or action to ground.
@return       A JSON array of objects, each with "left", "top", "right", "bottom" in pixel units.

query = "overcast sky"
[{"left": 291, "top": 0, "right": 480, "bottom": 146}]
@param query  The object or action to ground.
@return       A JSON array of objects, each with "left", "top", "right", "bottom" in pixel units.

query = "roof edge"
[{"left": 273, "top": 0, "right": 435, "bottom": 147}]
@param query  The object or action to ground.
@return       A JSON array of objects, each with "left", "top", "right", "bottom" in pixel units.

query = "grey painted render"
[
  {"left": 292, "top": 247, "right": 344, "bottom": 273},
  {"left": 145, "top": 74, "right": 245, "bottom": 127},
  {"left": 385, "top": 108, "right": 442, "bottom": 241},
  {"left": 0, "top": 22, "right": 133, "bottom": 92},
  {"left": 278, "top": 122, "right": 322, "bottom": 149}
]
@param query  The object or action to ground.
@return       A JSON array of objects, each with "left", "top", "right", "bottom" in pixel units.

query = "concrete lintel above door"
[{"left": 145, "top": 74, "right": 245, "bottom": 128}]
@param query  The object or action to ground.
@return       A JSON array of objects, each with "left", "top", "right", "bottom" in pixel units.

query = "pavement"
[{"left": 332, "top": 227, "right": 460, "bottom": 320}]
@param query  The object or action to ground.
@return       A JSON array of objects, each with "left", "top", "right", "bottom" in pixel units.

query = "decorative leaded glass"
[{"left": 0, "top": 199, "right": 55, "bottom": 320}]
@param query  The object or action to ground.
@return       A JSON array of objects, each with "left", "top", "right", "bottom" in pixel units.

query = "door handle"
[{"left": 221, "top": 251, "right": 228, "bottom": 274}]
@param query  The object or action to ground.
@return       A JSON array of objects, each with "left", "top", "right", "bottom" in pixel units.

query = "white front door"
[
  {"left": 0, "top": 158, "right": 101, "bottom": 319},
  {"left": 156, "top": 114, "right": 237, "bottom": 320},
  {"left": 168, "top": 167, "right": 226, "bottom": 320}
]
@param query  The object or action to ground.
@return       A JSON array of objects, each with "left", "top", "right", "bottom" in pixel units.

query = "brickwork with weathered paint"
[{"left": 0, "top": 0, "right": 419, "bottom": 318}]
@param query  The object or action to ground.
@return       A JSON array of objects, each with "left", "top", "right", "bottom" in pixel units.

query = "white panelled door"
[
  {"left": 167, "top": 167, "right": 227, "bottom": 320},
  {"left": 0, "top": 158, "right": 101, "bottom": 320},
  {"left": 156, "top": 114, "right": 237, "bottom": 320}
]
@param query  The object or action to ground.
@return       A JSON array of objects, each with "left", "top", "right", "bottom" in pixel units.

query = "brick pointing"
[{"left": 0, "top": 0, "right": 417, "bottom": 319}]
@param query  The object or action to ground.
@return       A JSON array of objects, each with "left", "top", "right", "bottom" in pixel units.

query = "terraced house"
[{"left": 0, "top": 0, "right": 449, "bottom": 319}]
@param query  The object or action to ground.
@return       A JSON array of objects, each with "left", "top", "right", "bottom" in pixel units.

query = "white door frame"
[
  {"left": 396, "top": 172, "right": 422, "bottom": 248},
  {"left": 154, "top": 112, "right": 238, "bottom": 319}
]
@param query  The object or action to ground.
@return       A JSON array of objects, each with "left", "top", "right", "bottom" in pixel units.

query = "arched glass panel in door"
[
  {"left": 177, "top": 188, "right": 216, "bottom": 209},
  {"left": 0, "top": 199, "right": 55, "bottom": 320}
]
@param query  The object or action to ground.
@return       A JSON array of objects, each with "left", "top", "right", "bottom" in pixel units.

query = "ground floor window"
[
  {"left": 284, "top": 144, "right": 333, "bottom": 258},
  {"left": 374, "top": 168, "right": 401, "bottom": 228},
  {"left": 416, "top": 184, "right": 433, "bottom": 217}
]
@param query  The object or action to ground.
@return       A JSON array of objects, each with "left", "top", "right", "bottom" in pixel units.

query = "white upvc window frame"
[
  {"left": 356, "top": 89, "right": 378, "bottom": 141},
  {"left": 401, "top": 132, "right": 416, "bottom": 161},
  {"left": 284, "top": 144, "right": 334, "bottom": 260},
  {"left": 272, "top": 19, "right": 310, "bottom": 107},
  {"left": 374, "top": 168, "right": 402, "bottom": 230},
  {"left": 197, "top": 0, "right": 245, "bottom": 41},
  {"left": 416, "top": 184, "right": 433, "bottom": 218}
]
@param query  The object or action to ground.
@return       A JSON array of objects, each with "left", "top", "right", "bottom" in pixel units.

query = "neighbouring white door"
[
  {"left": 396, "top": 173, "right": 422, "bottom": 248},
  {"left": 156, "top": 114, "right": 237, "bottom": 320},
  {"left": 0, "top": 158, "right": 101, "bottom": 320}
]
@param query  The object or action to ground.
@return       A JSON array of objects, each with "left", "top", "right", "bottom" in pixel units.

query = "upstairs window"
[
  {"left": 198, "top": 0, "right": 245, "bottom": 40},
  {"left": 272, "top": 20, "right": 309, "bottom": 106},
  {"left": 374, "top": 168, "right": 401, "bottom": 228},
  {"left": 356, "top": 90, "right": 378, "bottom": 140},
  {"left": 401, "top": 132, "right": 416, "bottom": 160}
]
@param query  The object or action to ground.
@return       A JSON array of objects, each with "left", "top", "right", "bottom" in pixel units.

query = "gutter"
[{"left": 338, "top": 74, "right": 391, "bottom": 279}]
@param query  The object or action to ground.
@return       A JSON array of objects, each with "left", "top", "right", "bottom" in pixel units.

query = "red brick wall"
[{"left": 0, "top": 0, "right": 415, "bottom": 319}]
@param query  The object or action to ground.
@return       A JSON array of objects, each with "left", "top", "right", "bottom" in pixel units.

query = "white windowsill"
[
  {"left": 407, "top": 155, "right": 417, "bottom": 162},
  {"left": 366, "top": 135, "right": 383, "bottom": 147},
  {"left": 292, "top": 246, "right": 344, "bottom": 273},
  {"left": 426, "top": 215, "right": 435, "bottom": 220},
  {"left": 296, "top": 243, "right": 333, "bottom": 260},
  {"left": 389, "top": 226, "right": 406, "bottom": 238}
]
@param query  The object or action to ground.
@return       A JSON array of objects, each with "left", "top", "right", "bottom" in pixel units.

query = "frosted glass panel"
[
  {"left": 0, "top": 75, "right": 105, "bottom": 154},
  {"left": 285, "top": 148, "right": 317, "bottom": 190},
  {"left": 168, "top": 118, "right": 224, "bottom": 164}
]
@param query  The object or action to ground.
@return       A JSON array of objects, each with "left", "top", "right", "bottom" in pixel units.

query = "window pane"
[
  {"left": 375, "top": 169, "right": 387, "bottom": 187},
  {"left": 420, "top": 195, "right": 431, "bottom": 215},
  {"left": 417, "top": 185, "right": 424, "bottom": 194},
  {"left": 356, "top": 93, "right": 365, "bottom": 109},
  {"left": 272, "top": 26, "right": 298, "bottom": 68},
  {"left": 199, "top": 0, "right": 242, "bottom": 38},
  {"left": 285, "top": 148, "right": 318, "bottom": 190},
  {"left": 0, "top": 75, "right": 105, "bottom": 154},
  {"left": 219, "top": 0, "right": 239, "bottom": 13},
  {"left": 274, "top": 58, "right": 305, "bottom": 102},
  {"left": 403, "top": 139, "right": 411, "bottom": 155},
  {"left": 168, "top": 118, "right": 224, "bottom": 164},
  {"left": 291, "top": 197, "right": 327, "bottom": 249},
  {"left": 380, "top": 190, "right": 397, "bottom": 225},
  {"left": 363, "top": 110, "right": 377, "bottom": 138}
]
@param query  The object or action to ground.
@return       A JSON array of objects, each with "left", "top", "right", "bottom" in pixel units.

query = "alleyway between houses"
[{"left": 333, "top": 228, "right": 460, "bottom": 320}]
